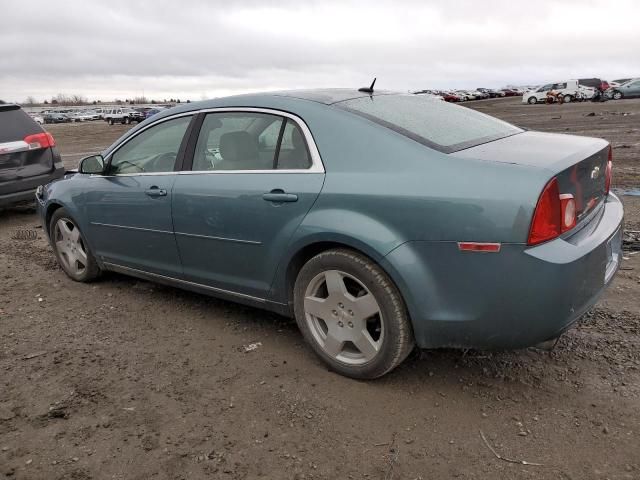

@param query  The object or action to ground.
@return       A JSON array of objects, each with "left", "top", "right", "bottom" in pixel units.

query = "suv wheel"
[
  {"left": 50, "top": 208, "right": 100, "bottom": 282},
  {"left": 109, "top": 118, "right": 114, "bottom": 125},
  {"left": 294, "top": 249, "right": 414, "bottom": 379}
]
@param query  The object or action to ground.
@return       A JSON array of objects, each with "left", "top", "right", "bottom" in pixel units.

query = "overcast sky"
[{"left": 1, "top": 0, "right": 639, "bottom": 102}]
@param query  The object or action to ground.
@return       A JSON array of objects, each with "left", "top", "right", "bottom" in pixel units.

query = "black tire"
[
  {"left": 527, "top": 96, "right": 537, "bottom": 104},
  {"left": 109, "top": 118, "right": 114, "bottom": 125},
  {"left": 125, "top": 117, "right": 131, "bottom": 124},
  {"left": 49, "top": 208, "right": 100, "bottom": 282},
  {"left": 612, "top": 91, "right": 623, "bottom": 100},
  {"left": 563, "top": 94, "right": 572, "bottom": 103},
  {"left": 293, "top": 249, "right": 414, "bottom": 379}
]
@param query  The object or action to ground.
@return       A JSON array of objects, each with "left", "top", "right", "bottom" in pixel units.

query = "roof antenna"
[{"left": 358, "top": 77, "right": 376, "bottom": 93}]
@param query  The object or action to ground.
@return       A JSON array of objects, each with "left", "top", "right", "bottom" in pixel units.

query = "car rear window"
[
  {"left": 0, "top": 107, "right": 42, "bottom": 142},
  {"left": 335, "top": 94, "right": 522, "bottom": 153}
]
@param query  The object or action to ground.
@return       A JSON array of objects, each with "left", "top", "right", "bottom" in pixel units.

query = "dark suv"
[{"left": 0, "top": 105, "right": 64, "bottom": 207}]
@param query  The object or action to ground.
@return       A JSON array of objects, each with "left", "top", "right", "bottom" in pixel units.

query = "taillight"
[
  {"left": 559, "top": 194, "right": 576, "bottom": 232},
  {"left": 605, "top": 146, "right": 613, "bottom": 195},
  {"left": 527, "top": 178, "right": 562, "bottom": 245},
  {"left": 23, "top": 132, "right": 55, "bottom": 150}
]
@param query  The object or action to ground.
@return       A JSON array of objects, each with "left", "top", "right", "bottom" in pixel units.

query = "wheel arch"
[
  {"left": 273, "top": 234, "right": 405, "bottom": 317},
  {"left": 44, "top": 202, "right": 65, "bottom": 234}
]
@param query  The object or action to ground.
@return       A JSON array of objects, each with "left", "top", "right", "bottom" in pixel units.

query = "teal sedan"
[
  {"left": 609, "top": 78, "right": 640, "bottom": 99},
  {"left": 36, "top": 89, "right": 623, "bottom": 379}
]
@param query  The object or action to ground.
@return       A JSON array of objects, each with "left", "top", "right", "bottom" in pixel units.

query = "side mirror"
[{"left": 79, "top": 154, "right": 105, "bottom": 174}]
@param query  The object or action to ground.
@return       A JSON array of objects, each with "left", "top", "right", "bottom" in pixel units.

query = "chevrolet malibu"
[{"left": 36, "top": 89, "right": 623, "bottom": 379}]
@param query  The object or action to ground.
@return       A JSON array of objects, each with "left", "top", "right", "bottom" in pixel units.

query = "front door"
[
  {"left": 172, "top": 110, "right": 324, "bottom": 299},
  {"left": 85, "top": 115, "right": 193, "bottom": 277}
]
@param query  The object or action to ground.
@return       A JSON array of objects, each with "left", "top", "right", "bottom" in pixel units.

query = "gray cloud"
[{"left": 1, "top": 0, "right": 639, "bottom": 102}]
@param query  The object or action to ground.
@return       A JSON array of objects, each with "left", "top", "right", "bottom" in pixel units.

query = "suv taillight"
[
  {"left": 605, "top": 146, "right": 613, "bottom": 195},
  {"left": 24, "top": 132, "right": 56, "bottom": 150}
]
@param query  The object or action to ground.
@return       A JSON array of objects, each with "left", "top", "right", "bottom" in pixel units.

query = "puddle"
[{"left": 614, "top": 188, "right": 640, "bottom": 196}]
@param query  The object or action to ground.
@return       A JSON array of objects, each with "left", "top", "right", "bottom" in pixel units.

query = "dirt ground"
[{"left": 1, "top": 97, "right": 639, "bottom": 480}]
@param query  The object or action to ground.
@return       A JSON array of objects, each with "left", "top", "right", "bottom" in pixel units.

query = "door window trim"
[
  {"left": 181, "top": 107, "right": 324, "bottom": 174},
  {"left": 100, "top": 113, "right": 196, "bottom": 177},
  {"left": 100, "top": 108, "right": 325, "bottom": 176}
]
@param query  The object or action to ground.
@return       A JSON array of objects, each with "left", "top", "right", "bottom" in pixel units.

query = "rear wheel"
[
  {"left": 50, "top": 209, "right": 100, "bottom": 282},
  {"left": 563, "top": 94, "right": 572, "bottom": 103},
  {"left": 612, "top": 91, "right": 623, "bottom": 100},
  {"left": 125, "top": 117, "right": 131, "bottom": 124},
  {"left": 109, "top": 118, "right": 114, "bottom": 125},
  {"left": 294, "top": 249, "right": 414, "bottom": 379},
  {"left": 527, "top": 96, "right": 538, "bottom": 104}
]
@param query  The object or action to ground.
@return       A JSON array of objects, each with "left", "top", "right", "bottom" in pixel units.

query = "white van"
[{"left": 522, "top": 80, "right": 595, "bottom": 104}]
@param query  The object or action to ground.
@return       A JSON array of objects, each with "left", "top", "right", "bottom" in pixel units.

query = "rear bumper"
[
  {"left": 0, "top": 167, "right": 65, "bottom": 207},
  {"left": 381, "top": 193, "right": 624, "bottom": 349}
]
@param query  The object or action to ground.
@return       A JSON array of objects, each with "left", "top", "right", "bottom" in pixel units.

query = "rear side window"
[
  {"left": 277, "top": 120, "right": 311, "bottom": 169},
  {"left": 0, "top": 107, "right": 41, "bottom": 142},
  {"left": 336, "top": 94, "right": 522, "bottom": 153}
]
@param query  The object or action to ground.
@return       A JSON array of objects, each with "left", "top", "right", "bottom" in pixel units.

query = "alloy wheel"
[
  {"left": 53, "top": 218, "right": 88, "bottom": 276},
  {"left": 303, "top": 269, "right": 384, "bottom": 365}
]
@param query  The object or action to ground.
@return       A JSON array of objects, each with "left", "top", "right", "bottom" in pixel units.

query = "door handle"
[
  {"left": 145, "top": 186, "right": 167, "bottom": 197},
  {"left": 262, "top": 189, "right": 298, "bottom": 203}
]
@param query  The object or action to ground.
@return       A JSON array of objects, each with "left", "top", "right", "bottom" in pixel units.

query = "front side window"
[
  {"left": 109, "top": 116, "right": 191, "bottom": 174},
  {"left": 336, "top": 94, "right": 522, "bottom": 153}
]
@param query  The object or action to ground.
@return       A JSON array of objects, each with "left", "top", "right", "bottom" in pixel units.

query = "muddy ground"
[{"left": 1, "top": 97, "right": 639, "bottom": 480}]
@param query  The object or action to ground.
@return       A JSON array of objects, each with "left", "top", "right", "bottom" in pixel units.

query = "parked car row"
[
  {"left": 414, "top": 88, "right": 526, "bottom": 102},
  {"left": 34, "top": 109, "right": 104, "bottom": 124},
  {"left": 522, "top": 77, "right": 640, "bottom": 104},
  {"left": 26, "top": 105, "right": 171, "bottom": 126}
]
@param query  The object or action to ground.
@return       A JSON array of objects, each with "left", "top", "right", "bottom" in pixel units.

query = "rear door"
[
  {"left": 84, "top": 115, "right": 193, "bottom": 276},
  {"left": 172, "top": 109, "right": 325, "bottom": 299},
  {"left": 0, "top": 105, "right": 57, "bottom": 196}
]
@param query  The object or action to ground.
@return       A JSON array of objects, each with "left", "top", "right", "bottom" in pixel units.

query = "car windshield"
[{"left": 336, "top": 94, "right": 522, "bottom": 153}]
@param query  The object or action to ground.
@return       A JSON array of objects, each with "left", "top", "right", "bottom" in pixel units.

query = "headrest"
[{"left": 219, "top": 131, "right": 258, "bottom": 164}]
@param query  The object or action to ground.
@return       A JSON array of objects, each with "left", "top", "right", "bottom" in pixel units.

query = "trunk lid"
[{"left": 452, "top": 131, "right": 609, "bottom": 222}]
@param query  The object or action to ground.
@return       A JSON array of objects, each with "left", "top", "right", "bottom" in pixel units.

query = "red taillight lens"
[
  {"left": 605, "top": 146, "right": 612, "bottom": 195},
  {"left": 23, "top": 132, "right": 55, "bottom": 150},
  {"left": 528, "top": 178, "right": 562, "bottom": 245}
]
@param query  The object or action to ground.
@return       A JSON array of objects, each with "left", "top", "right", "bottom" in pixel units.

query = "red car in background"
[{"left": 441, "top": 92, "right": 461, "bottom": 102}]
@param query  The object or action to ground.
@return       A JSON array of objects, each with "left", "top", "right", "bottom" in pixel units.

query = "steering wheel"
[{"left": 149, "top": 151, "right": 177, "bottom": 171}]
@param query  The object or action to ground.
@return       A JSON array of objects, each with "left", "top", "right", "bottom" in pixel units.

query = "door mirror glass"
[{"left": 79, "top": 155, "right": 105, "bottom": 174}]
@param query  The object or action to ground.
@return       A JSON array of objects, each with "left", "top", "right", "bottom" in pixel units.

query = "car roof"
[{"left": 0, "top": 104, "right": 21, "bottom": 112}]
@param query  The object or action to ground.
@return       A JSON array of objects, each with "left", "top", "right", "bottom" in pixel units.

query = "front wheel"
[
  {"left": 293, "top": 249, "right": 414, "bottom": 379},
  {"left": 563, "top": 94, "right": 572, "bottom": 103},
  {"left": 612, "top": 91, "right": 623, "bottom": 100},
  {"left": 109, "top": 118, "right": 114, "bottom": 125},
  {"left": 527, "top": 96, "right": 537, "bottom": 104},
  {"left": 50, "top": 209, "right": 100, "bottom": 282}
]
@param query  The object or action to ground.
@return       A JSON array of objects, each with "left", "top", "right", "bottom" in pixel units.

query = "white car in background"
[
  {"left": 29, "top": 114, "right": 44, "bottom": 124},
  {"left": 522, "top": 80, "right": 595, "bottom": 104}
]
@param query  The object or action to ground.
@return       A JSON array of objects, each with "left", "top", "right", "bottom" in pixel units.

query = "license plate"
[{"left": 605, "top": 227, "right": 622, "bottom": 283}]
